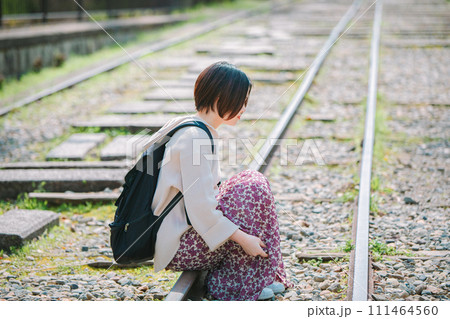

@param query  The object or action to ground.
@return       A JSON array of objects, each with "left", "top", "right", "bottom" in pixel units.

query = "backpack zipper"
[{"left": 124, "top": 223, "right": 129, "bottom": 232}]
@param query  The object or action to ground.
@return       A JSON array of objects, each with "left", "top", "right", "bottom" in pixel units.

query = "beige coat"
[{"left": 151, "top": 115, "right": 239, "bottom": 272}]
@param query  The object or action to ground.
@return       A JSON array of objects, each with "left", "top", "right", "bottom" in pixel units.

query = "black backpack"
[{"left": 109, "top": 121, "right": 214, "bottom": 264}]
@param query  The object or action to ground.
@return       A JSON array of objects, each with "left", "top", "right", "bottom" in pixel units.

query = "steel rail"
[
  {"left": 248, "top": 0, "right": 363, "bottom": 173},
  {"left": 0, "top": 7, "right": 266, "bottom": 117},
  {"left": 350, "top": 0, "right": 383, "bottom": 301},
  {"left": 165, "top": 0, "right": 364, "bottom": 301}
]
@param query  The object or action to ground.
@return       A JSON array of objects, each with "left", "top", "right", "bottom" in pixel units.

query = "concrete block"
[
  {"left": 71, "top": 114, "right": 178, "bottom": 132},
  {"left": 143, "top": 88, "right": 193, "bottom": 101},
  {"left": 0, "top": 168, "right": 127, "bottom": 199},
  {"left": 46, "top": 133, "right": 107, "bottom": 161},
  {"left": 0, "top": 209, "right": 59, "bottom": 252}
]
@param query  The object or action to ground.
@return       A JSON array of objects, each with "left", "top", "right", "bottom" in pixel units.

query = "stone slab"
[
  {"left": 182, "top": 71, "right": 297, "bottom": 84},
  {"left": 141, "top": 58, "right": 196, "bottom": 69},
  {"left": 72, "top": 113, "right": 273, "bottom": 133},
  {"left": 295, "top": 132, "right": 355, "bottom": 140},
  {"left": 305, "top": 114, "right": 337, "bottom": 122},
  {"left": 0, "top": 15, "right": 188, "bottom": 49},
  {"left": 275, "top": 193, "right": 311, "bottom": 202},
  {"left": 143, "top": 88, "right": 193, "bottom": 101},
  {"left": 100, "top": 135, "right": 152, "bottom": 161},
  {"left": 383, "top": 39, "right": 450, "bottom": 48},
  {"left": 29, "top": 192, "right": 119, "bottom": 205},
  {"left": 72, "top": 114, "right": 178, "bottom": 132},
  {"left": 239, "top": 112, "right": 280, "bottom": 120},
  {"left": 291, "top": 27, "right": 370, "bottom": 37},
  {"left": 100, "top": 135, "right": 133, "bottom": 161},
  {"left": 108, "top": 101, "right": 165, "bottom": 113},
  {"left": 0, "top": 209, "right": 59, "bottom": 252},
  {"left": 162, "top": 101, "right": 196, "bottom": 113},
  {"left": 195, "top": 45, "right": 275, "bottom": 56},
  {"left": 0, "top": 161, "right": 128, "bottom": 169},
  {"left": 0, "top": 168, "right": 127, "bottom": 199},
  {"left": 87, "top": 260, "right": 153, "bottom": 268},
  {"left": 108, "top": 101, "right": 195, "bottom": 114},
  {"left": 46, "top": 133, "right": 107, "bottom": 161},
  {"left": 296, "top": 252, "right": 347, "bottom": 262},
  {"left": 179, "top": 73, "right": 200, "bottom": 82},
  {"left": 233, "top": 57, "right": 307, "bottom": 71},
  {"left": 157, "top": 80, "right": 195, "bottom": 89},
  {"left": 249, "top": 72, "right": 297, "bottom": 84}
]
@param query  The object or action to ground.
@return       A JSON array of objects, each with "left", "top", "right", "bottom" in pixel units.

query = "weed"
[
  {"left": 33, "top": 181, "right": 47, "bottom": 193},
  {"left": 307, "top": 257, "right": 323, "bottom": 267},
  {"left": 369, "top": 193, "right": 387, "bottom": 216},
  {"left": 371, "top": 174, "right": 380, "bottom": 192},
  {"left": 270, "top": 163, "right": 282, "bottom": 176},
  {"left": 304, "top": 93, "right": 318, "bottom": 106},
  {"left": 341, "top": 240, "right": 355, "bottom": 253},
  {"left": 0, "top": 193, "right": 48, "bottom": 215},
  {"left": 369, "top": 239, "right": 397, "bottom": 261},
  {"left": 336, "top": 187, "right": 358, "bottom": 203},
  {"left": 54, "top": 202, "right": 116, "bottom": 221}
]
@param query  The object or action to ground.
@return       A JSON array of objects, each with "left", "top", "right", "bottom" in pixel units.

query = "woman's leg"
[
  {"left": 206, "top": 169, "right": 291, "bottom": 300},
  {"left": 167, "top": 169, "right": 290, "bottom": 300},
  {"left": 166, "top": 226, "right": 228, "bottom": 272}
]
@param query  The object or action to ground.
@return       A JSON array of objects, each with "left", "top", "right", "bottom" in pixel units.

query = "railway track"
[
  {"left": 166, "top": 0, "right": 365, "bottom": 301},
  {"left": 0, "top": 0, "right": 448, "bottom": 302},
  {"left": 167, "top": 0, "right": 449, "bottom": 301}
]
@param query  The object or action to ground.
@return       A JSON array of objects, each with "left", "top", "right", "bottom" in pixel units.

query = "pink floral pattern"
[{"left": 166, "top": 169, "right": 291, "bottom": 301}]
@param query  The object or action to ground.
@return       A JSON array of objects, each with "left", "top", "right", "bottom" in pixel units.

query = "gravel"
[{"left": 1, "top": 0, "right": 448, "bottom": 302}]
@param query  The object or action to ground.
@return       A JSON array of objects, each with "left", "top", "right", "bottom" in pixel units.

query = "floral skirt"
[{"left": 166, "top": 169, "right": 291, "bottom": 301}]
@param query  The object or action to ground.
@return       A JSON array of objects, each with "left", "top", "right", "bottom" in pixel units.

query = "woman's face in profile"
[
  {"left": 223, "top": 103, "right": 247, "bottom": 126},
  {"left": 223, "top": 91, "right": 250, "bottom": 126}
]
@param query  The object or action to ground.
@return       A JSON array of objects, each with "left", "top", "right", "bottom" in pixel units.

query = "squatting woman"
[{"left": 150, "top": 61, "right": 291, "bottom": 300}]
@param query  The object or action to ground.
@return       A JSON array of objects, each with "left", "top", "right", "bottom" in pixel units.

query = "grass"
[
  {"left": 0, "top": 191, "right": 117, "bottom": 221},
  {"left": 0, "top": 220, "right": 179, "bottom": 292},
  {"left": 0, "top": 193, "right": 48, "bottom": 216},
  {"left": 55, "top": 202, "right": 116, "bottom": 221},
  {"left": 340, "top": 239, "right": 355, "bottom": 253},
  {"left": 306, "top": 257, "right": 323, "bottom": 267},
  {"left": 372, "top": 94, "right": 392, "bottom": 165},
  {"left": 5, "top": 225, "right": 73, "bottom": 258},
  {"left": 369, "top": 239, "right": 398, "bottom": 261},
  {"left": 0, "top": 189, "right": 180, "bottom": 292},
  {"left": 338, "top": 271, "right": 348, "bottom": 300},
  {"left": 332, "top": 94, "right": 393, "bottom": 213},
  {"left": 336, "top": 188, "right": 358, "bottom": 204}
]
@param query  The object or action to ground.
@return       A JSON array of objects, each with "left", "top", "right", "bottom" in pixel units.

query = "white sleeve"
[{"left": 173, "top": 127, "right": 239, "bottom": 251}]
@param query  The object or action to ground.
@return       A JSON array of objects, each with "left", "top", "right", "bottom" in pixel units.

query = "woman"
[{"left": 151, "top": 61, "right": 291, "bottom": 300}]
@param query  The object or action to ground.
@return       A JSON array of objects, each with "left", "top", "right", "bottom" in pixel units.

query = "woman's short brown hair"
[{"left": 194, "top": 61, "right": 252, "bottom": 120}]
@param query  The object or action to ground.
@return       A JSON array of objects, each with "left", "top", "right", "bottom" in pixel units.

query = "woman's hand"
[{"left": 230, "top": 229, "right": 268, "bottom": 258}]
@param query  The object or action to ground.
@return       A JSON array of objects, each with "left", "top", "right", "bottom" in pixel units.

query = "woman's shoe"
[
  {"left": 266, "top": 282, "right": 285, "bottom": 294},
  {"left": 257, "top": 287, "right": 274, "bottom": 300}
]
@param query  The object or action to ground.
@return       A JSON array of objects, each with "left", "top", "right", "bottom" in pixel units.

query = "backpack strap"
[
  {"left": 166, "top": 120, "right": 215, "bottom": 154},
  {"left": 164, "top": 120, "right": 215, "bottom": 226}
]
